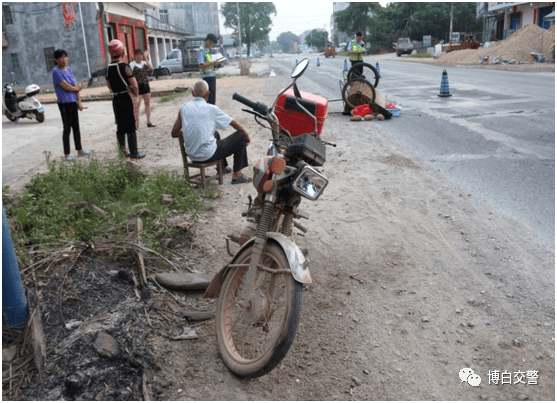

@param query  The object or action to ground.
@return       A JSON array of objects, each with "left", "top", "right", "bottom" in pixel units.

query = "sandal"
[
  {"left": 78, "top": 150, "right": 89, "bottom": 157},
  {"left": 224, "top": 167, "right": 232, "bottom": 174},
  {"left": 231, "top": 173, "right": 252, "bottom": 185},
  {"left": 147, "top": 123, "right": 156, "bottom": 128},
  {"left": 65, "top": 156, "right": 74, "bottom": 162}
]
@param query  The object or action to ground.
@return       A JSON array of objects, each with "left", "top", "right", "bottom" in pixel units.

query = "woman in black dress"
[{"left": 105, "top": 39, "right": 145, "bottom": 160}]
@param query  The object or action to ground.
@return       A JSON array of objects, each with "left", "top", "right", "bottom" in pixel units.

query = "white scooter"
[{"left": 3, "top": 82, "right": 45, "bottom": 123}]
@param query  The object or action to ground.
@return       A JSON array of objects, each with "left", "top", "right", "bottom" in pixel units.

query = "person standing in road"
[
  {"left": 198, "top": 33, "right": 220, "bottom": 105},
  {"left": 129, "top": 48, "right": 155, "bottom": 128},
  {"left": 52, "top": 49, "right": 89, "bottom": 161},
  {"left": 105, "top": 40, "right": 146, "bottom": 160},
  {"left": 171, "top": 80, "right": 252, "bottom": 184},
  {"left": 347, "top": 31, "right": 366, "bottom": 79}
]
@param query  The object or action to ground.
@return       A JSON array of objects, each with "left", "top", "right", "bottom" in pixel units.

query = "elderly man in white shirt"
[{"left": 171, "top": 80, "right": 252, "bottom": 184}]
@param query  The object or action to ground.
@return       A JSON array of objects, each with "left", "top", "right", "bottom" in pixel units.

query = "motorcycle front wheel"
[
  {"left": 34, "top": 111, "right": 45, "bottom": 123},
  {"left": 216, "top": 243, "right": 303, "bottom": 378}
]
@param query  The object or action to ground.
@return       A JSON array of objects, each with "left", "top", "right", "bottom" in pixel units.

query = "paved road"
[
  {"left": 2, "top": 101, "right": 114, "bottom": 186},
  {"left": 267, "top": 53, "right": 555, "bottom": 248}
]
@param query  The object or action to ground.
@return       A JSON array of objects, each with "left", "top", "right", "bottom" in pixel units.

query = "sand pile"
[{"left": 437, "top": 23, "right": 555, "bottom": 64}]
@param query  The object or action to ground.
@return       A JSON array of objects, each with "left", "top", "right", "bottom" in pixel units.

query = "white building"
[{"left": 478, "top": 2, "right": 555, "bottom": 41}]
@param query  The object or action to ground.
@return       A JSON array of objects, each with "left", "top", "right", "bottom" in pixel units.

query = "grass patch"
[
  {"left": 159, "top": 92, "right": 183, "bottom": 103},
  {"left": 3, "top": 154, "right": 207, "bottom": 264},
  {"left": 407, "top": 53, "right": 438, "bottom": 59}
]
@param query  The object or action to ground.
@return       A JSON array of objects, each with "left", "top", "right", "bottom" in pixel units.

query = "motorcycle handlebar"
[
  {"left": 233, "top": 92, "right": 256, "bottom": 109},
  {"left": 233, "top": 92, "right": 268, "bottom": 116}
]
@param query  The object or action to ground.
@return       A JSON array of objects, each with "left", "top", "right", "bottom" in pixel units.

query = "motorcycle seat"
[{"left": 17, "top": 95, "right": 27, "bottom": 103}]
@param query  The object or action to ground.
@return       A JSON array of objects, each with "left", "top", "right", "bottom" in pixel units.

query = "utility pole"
[
  {"left": 449, "top": 2, "right": 454, "bottom": 43},
  {"left": 236, "top": 2, "right": 243, "bottom": 59}
]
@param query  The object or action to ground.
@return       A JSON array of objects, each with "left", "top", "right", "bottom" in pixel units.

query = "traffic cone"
[
  {"left": 295, "top": 59, "right": 298, "bottom": 66},
  {"left": 317, "top": 58, "right": 320, "bottom": 66},
  {"left": 375, "top": 62, "right": 381, "bottom": 78},
  {"left": 438, "top": 70, "right": 452, "bottom": 97},
  {"left": 344, "top": 59, "right": 348, "bottom": 71}
]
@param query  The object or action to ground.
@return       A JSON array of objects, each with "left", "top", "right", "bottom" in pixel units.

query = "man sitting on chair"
[{"left": 171, "top": 80, "right": 252, "bottom": 184}]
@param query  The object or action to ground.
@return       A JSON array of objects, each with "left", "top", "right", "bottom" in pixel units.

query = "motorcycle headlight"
[{"left": 292, "top": 166, "right": 328, "bottom": 201}]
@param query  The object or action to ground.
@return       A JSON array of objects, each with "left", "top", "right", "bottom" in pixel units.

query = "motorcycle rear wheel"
[
  {"left": 216, "top": 243, "right": 303, "bottom": 378},
  {"left": 347, "top": 62, "right": 380, "bottom": 88},
  {"left": 34, "top": 111, "right": 45, "bottom": 123},
  {"left": 342, "top": 78, "right": 376, "bottom": 110},
  {"left": 5, "top": 110, "right": 17, "bottom": 122}
]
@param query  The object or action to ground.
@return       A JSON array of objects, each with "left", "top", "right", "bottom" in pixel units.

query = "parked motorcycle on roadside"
[
  {"left": 3, "top": 82, "right": 45, "bottom": 123},
  {"left": 204, "top": 58, "right": 335, "bottom": 378}
]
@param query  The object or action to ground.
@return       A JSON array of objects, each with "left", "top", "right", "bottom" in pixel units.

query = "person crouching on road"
[
  {"left": 199, "top": 33, "right": 220, "bottom": 105},
  {"left": 348, "top": 31, "right": 365, "bottom": 79},
  {"left": 105, "top": 39, "right": 145, "bottom": 160},
  {"left": 52, "top": 49, "right": 89, "bottom": 161},
  {"left": 171, "top": 80, "right": 252, "bottom": 184}
]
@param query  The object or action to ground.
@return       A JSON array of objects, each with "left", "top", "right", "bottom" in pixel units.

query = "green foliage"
[
  {"left": 337, "top": 2, "right": 482, "bottom": 54},
  {"left": 333, "top": 2, "right": 381, "bottom": 41},
  {"left": 305, "top": 30, "right": 329, "bottom": 51},
  {"left": 159, "top": 92, "right": 183, "bottom": 103},
  {"left": 276, "top": 31, "right": 301, "bottom": 53},
  {"left": 220, "top": 2, "right": 277, "bottom": 57},
  {"left": 4, "top": 156, "right": 206, "bottom": 261}
]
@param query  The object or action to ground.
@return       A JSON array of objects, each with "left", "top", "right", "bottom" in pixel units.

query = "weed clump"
[{"left": 3, "top": 155, "right": 205, "bottom": 264}]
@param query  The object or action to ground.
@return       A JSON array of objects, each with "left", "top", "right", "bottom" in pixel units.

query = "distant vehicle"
[
  {"left": 324, "top": 43, "right": 336, "bottom": 58},
  {"left": 441, "top": 33, "right": 480, "bottom": 53},
  {"left": 393, "top": 37, "right": 414, "bottom": 57},
  {"left": 278, "top": 50, "right": 283, "bottom": 54},
  {"left": 159, "top": 36, "right": 225, "bottom": 73}
]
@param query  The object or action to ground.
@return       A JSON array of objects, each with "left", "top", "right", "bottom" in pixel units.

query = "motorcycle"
[
  {"left": 204, "top": 58, "right": 335, "bottom": 378},
  {"left": 3, "top": 82, "right": 45, "bottom": 123}
]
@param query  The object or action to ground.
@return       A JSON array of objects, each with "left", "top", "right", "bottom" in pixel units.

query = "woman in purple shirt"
[{"left": 52, "top": 49, "right": 88, "bottom": 161}]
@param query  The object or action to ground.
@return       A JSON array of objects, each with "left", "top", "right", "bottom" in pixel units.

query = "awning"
[{"left": 543, "top": 11, "right": 555, "bottom": 21}]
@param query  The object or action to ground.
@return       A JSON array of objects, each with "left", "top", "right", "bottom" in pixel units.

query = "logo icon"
[{"left": 460, "top": 368, "right": 482, "bottom": 386}]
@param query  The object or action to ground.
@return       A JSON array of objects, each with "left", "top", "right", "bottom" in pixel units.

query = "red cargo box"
[{"left": 274, "top": 89, "right": 328, "bottom": 137}]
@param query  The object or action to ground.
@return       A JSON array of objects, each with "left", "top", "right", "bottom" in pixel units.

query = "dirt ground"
[{"left": 11, "top": 66, "right": 555, "bottom": 401}]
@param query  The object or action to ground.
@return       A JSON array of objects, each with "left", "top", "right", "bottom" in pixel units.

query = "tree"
[
  {"left": 276, "top": 31, "right": 301, "bottom": 53},
  {"left": 220, "top": 2, "right": 277, "bottom": 58},
  {"left": 305, "top": 30, "right": 329, "bottom": 51},
  {"left": 333, "top": 2, "right": 381, "bottom": 41},
  {"left": 365, "top": 2, "right": 482, "bottom": 53}
]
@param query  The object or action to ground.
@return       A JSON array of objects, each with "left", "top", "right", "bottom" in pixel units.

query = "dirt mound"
[{"left": 437, "top": 23, "right": 555, "bottom": 64}]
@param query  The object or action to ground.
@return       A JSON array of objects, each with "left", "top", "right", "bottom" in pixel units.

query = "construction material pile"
[{"left": 437, "top": 24, "right": 555, "bottom": 64}]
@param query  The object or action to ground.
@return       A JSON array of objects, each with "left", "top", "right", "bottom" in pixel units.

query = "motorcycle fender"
[{"left": 203, "top": 233, "right": 311, "bottom": 299}]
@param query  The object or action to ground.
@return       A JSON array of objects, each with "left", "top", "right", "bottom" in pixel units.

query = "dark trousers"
[
  {"left": 199, "top": 131, "right": 248, "bottom": 173},
  {"left": 349, "top": 60, "right": 364, "bottom": 80},
  {"left": 202, "top": 76, "right": 216, "bottom": 105},
  {"left": 57, "top": 102, "right": 82, "bottom": 155}
]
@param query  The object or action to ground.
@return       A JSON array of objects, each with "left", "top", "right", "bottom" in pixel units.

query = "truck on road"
[
  {"left": 393, "top": 37, "right": 414, "bottom": 57},
  {"left": 159, "top": 36, "right": 225, "bottom": 73},
  {"left": 441, "top": 32, "right": 481, "bottom": 53}
]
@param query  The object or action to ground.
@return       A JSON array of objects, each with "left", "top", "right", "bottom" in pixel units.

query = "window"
[
  {"left": 3, "top": 5, "right": 13, "bottom": 25},
  {"left": 44, "top": 47, "right": 56, "bottom": 72},
  {"left": 11, "top": 53, "right": 21, "bottom": 73},
  {"left": 168, "top": 50, "right": 179, "bottom": 59},
  {"left": 159, "top": 9, "right": 169, "bottom": 24}
]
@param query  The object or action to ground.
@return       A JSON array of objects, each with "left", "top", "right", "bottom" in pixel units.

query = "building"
[
  {"left": 2, "top": 2, "right": 157, "bottom": 87},
  {"left": 331, "top": 2, "right": 351, "bottom": 46},
  {"left": 144, "top": 2, "right": 220, "bottom": 67},
  {"left": 2, "top": 2, "right": 104, "bottom": 87},
  {"left": 478, "top": 2, "right": 555, "bottom": 41}
]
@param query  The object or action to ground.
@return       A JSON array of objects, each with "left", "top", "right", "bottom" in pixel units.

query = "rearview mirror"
[{"left": 291, "top": 58, "right": 309, "bottom": 79}]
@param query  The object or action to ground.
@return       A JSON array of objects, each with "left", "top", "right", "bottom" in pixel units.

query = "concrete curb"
[{"left": 39, "top": 89, "right": 187, "bottom": 105}]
